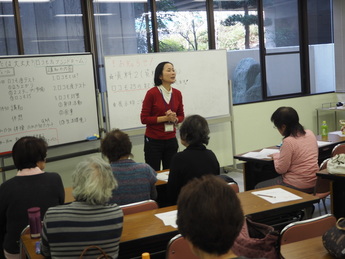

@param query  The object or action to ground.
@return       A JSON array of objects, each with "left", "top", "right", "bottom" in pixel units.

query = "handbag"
[
  {"left": 327, "top": 154, "right": 345, "bottom": 175},
  {"left": 322, "top": 217, "right": 345, "bottom": 258},
  {"left": 79, "top": 245, "right": 113, "bottom": 259},
  {"left": 231, "top": 217, "right": 280, "bottom": 259}
]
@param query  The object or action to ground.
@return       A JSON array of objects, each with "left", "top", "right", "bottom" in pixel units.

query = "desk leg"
[
  {"left": 331, "top": 180, "right": 345, "bottom": 218},
  {"left": 243, "top": 161, "right": 278, "bottom": 191}
]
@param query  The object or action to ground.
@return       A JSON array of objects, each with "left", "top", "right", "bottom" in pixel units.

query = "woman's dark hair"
[
  {"left": 12, "top": 136, "right": 47, "bottom": 170},
  {"left": 154, "top": 61, "right": 173, "bottom": 86},
  {"left": 101, "top": 129, "right": 132, "bottom": 162},
  {"left": 271, "top": 106, "right": 305, "bottom": 138},
  {"left": 180, "top": 115, "right": 210, "bottom": 145},
  {"left": 177, "top": 175, "right": 244, "bottom": 256}
]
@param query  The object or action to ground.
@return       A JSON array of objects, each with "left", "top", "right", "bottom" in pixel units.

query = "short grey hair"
[{"left": 72, "top": 156, "right": 117, "bottom": 205}]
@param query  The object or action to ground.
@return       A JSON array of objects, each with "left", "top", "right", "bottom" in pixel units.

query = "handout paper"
[
  {"left": 155, "top": 210, "right": 177, "bottom": 228},
  {"left": 317, "top": 141, "right": 332, "bottom": 147},
  {"left": 252, "top": 187, "right": 302, "bottom": 204},
  {"left": 329, "top": 131, "right": 345, "bottom": 137},
  {"left": 156, "top": 171, "right": 169, "bottom": 182},
  {"left": 242, "top": 148, "right": 280, "bottom": 159}
]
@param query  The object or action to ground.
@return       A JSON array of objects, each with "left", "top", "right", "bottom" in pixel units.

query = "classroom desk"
[
  {"left": 317, "top": 169, "right": 345, "bottom": 218},
  {"left": 280, "top": 236, "right": 332, "bottom": 259},
  {"left": 234, "top": 133, "right": 345, "bottom": 190},
  {"left": 22, "top": 185, "right": 319, "bottom": 259},
  {"left": 63, "top": 170, "right": 168, "bottom": 205}
]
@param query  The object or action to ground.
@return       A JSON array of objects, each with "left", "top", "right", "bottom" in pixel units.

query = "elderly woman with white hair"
[{"left": 40, "top": 156, "right": 123, "bottom": 258}]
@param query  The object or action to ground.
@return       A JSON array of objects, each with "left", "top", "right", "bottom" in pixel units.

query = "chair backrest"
[
  {"left": 315, "top": 158, "right": 331, "bottom": 195},
  {"left": 166, "top": 234, "right": 199, "bottom": 259},
  {"left": 319, "top": 158, "right": 330, "bottom": 170},
  {"left": 331, "top": 143, "right": 345, "bottom": 157},
  {"left": 217, "top": 174, "right": 239, "bottom": 193},
  {"left": 314, "top": 175, "right": 331, "bottom": 195},
  {"left": 120, "top": 200, "right": 158, "bottom": 215},
  {"left": 280, "top": 214, "right": 336, "bottom": 245},
  {"left": 228, "top": 182, "right": 240, "bottom": 193}
]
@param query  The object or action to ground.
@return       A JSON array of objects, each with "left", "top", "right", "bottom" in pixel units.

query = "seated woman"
[
  {"left": 0, "top": 136, "right": 65, "bottom": 259},
  {"left": 101, "top": 129, "right": 157, "bottom": 205},
  {"left": 256, "top": 106, "right": 319, "bottom": 193},
  {"left": 40, "top": 156, "right": 123, "bottom": 258},
  {"left": 167, "top": 115, "right": 220, "bottom": 204}
]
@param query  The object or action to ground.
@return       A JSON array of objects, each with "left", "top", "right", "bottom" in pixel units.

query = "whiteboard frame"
[{"left": 0, "top": 53, "right": 102, "bottom": 155}]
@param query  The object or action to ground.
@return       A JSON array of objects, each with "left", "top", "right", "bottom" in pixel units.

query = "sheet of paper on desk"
[
  {"left": 317, "top": 141, "right": 332, "bottom": 147},
  {"left": 157, "top": 171, "right": 169, "bottom": 182},
  {"left": 155, "top": 210, "right": 177, "bottom": 228},
  {"left": 329, "top": 131, "right": 345, "bottom": 137},
  {"left": 252, "top": 187, "right": 302, "bottom": 204},
  {"left": 242, "top": 148, "right": 280, "bottom": 159}
]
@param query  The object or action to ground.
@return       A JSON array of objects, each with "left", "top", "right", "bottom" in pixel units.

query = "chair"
[
  {"left": 166, "top": 234, "right": 199, "bottom": 259},
  {"left": 19, "top": 225, "right": 30, "bottom": 259},
  {"left": 217, "top": 174, "right": 240, "bottom": 193},
  {"left": 331, "top": 143, "right": 345, "bottom": 156},
  {"left": 120, "top": 200, "right": 158, "bottom": 215},
  {"left": 314, "top": 158, "right": 331, "bottom": 215},
  {"left": 228, "top": 182, "right": 240, "bottom": 193},
  {"left": 279, "top": 214, "right": 336, "bottom": 245}
]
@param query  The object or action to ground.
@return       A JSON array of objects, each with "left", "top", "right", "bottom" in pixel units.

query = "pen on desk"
[{"left": 256, "top": 194, "right": 276, "bottom": 198}]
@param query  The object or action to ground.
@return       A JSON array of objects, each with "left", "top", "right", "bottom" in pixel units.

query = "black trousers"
[{"left": 144, "top": 136, "right": 178, "bottom": 171}]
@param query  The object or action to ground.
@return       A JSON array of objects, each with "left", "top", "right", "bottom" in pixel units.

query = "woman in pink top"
[{"left": 256, "top": 106, "right": 318, "bottom": 193}]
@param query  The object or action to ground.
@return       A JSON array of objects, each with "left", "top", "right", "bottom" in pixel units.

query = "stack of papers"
[
  {"left": 329, "top": 131, "right": 345, "bottom": 137},
  {"left": 155, "top": 210, "right": 177, "bottom": 228},
  {"left": 317, "top": 141, "right": 331, "bottom": 147},
  {"left": 252, "top": 187, "right": 302, "bottom": 204},
  {"left": 156, "top": 171, "right": 169, "bottom": 182},
  {"left": 242, "top": 148, "right": 280, "bottom": 159}
]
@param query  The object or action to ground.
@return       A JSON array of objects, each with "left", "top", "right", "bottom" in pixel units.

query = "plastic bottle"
[
  {"left": 142, "top": 252, "right": 150, "bottom": 259},
  {"left": 321, "top": 121, "right": 328, "bottom": 140}
]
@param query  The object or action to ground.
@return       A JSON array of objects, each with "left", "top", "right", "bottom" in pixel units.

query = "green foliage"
[
  {"left": 159, "top": 39, "right": 185, "bottom": 52},
  {"left": 222, "top": 14, "right": 258, "bottom": 27}
]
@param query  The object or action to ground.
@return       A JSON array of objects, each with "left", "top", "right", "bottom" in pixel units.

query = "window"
[
  {"left": 156, "top": 0, "right": 208, "bottom": 52},
  {"left": 263, "top": 0, "right": 302, "bottom": 97},
  {"left": 19, "top": 0, "right": 85, "bottom": 54},
  {"left": 307, "top": 0, "right": 334, "bottom": 94},
  {"left": 0, "top": 2, "right": 17, "bottom": 55},
  {"left": 214, "top": 0, "right": 262, "bottom": 104}
]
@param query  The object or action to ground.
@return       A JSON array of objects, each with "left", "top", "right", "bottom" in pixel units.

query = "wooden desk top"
[
  {"left": 280, "top": 236, "right": 332, "bottom": 259},
  {"left": 317, "top": 168, "right": 345, "bottom": 179},
  {"left": 22, "top": 185, "right": 319, "bottom": 259},
  {"left": 237, "top": 185, "right": 319, "bottom": 216},
  {"left": 235, "top": 133, "right": 345, "bottom": 162}
]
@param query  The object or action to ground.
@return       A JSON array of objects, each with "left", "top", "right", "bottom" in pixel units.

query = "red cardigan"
[{"left": 141, "top": 86, "right": 184, "bottom": 139}]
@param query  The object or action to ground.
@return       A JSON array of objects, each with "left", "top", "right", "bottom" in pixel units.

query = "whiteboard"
[
  {"left": 0, "top": 54, "right": 99, "bottom": 155},
  {"left": 104, "top": 50, "right": 230, "bottom": 130}
]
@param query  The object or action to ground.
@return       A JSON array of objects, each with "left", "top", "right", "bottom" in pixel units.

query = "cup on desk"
[{"left": 27, "top": 207, "right": 42, "bottom": 239}]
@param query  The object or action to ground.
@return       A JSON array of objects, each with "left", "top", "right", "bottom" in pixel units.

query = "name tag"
[{"left": 164, "top": 123, "right": 174, "bottom": 132}]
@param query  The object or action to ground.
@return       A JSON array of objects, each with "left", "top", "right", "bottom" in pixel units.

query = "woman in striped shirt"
[{"left": 40, "top": 156, "right": 123, "bottom": 258}]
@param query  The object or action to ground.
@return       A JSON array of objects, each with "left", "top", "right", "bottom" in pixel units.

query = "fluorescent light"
[
  {"left": 55, "top": 13, "right": 114, "bottom": 17},
  {"left": 94, "top": 0, "right": 152, "bottom": 2},
  {"left": 0, "top": 14, "right": 14, "bottom": 17},
  {"left": 55, "top": 14, "right": 82, "bottom": 17},
  {"left": 0, "top": 0, "right": 51, "bottom": 2}
]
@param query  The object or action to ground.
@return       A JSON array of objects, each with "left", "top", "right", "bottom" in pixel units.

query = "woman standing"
[
  {"left": 256, "top": 106, "right": 319, "bottom": 193},
  {"left": 141, "top": 61, "right": 184, "bottom": 171}
]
